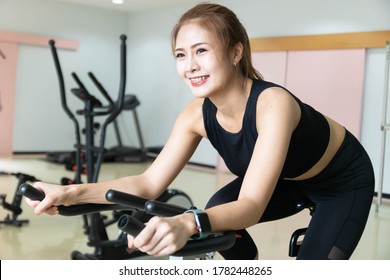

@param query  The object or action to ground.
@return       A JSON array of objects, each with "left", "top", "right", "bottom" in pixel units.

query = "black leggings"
[{"left": 206, "top": 130, "right": 375, "bottom": 260}]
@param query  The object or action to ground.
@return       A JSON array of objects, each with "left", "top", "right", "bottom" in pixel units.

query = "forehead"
[{"left": 175, "top": 22, "right": 215, "bottom": 48}]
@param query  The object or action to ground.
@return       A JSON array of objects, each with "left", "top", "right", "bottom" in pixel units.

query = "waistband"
[{"left": 297, "top": 129, "right": 363, "bottom": 184}]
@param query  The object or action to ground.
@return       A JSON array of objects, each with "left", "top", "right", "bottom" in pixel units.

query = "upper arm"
[
  {"left": 238, "top": 87, "right": 301, "bottom": 220},
  {"left": 141, "top": 99, "right": 205, "bottom": 197}
]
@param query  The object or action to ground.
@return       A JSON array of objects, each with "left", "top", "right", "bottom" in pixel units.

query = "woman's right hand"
[{"left": 24, "top": 182, "right": 73, "bottom": 216}]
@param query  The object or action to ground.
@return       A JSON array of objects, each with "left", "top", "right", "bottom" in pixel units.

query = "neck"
[
  {"left": 210, "top": 78, "right": 252, "bottom": 133},
  {"left": 210, "top": 77, "right": 252, "bottom": 117}
]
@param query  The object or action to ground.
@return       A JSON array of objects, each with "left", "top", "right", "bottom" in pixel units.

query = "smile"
[{"left": 189, "top": 75, "right": 209, "bottom": 86}]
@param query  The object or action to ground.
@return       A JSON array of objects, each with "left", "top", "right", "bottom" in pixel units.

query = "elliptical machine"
[
  {"left": 86, "top": 72, "right": 148, "bottom": 163},
  {"left": 49, "top": 35, "right": 193, "bottom": 260}
]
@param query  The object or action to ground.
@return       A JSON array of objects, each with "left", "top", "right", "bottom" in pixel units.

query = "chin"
[{"left": 191, "top": 89, "right": 211, "bottom": 99}]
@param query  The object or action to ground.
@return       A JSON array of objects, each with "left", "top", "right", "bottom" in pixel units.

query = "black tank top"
[{"left": 202, "top": 79, "right": 330, "bottom": 178}]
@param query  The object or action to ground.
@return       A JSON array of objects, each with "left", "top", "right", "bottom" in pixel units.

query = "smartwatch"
[{"left": 185, "top": 209, "right": 212, "bottom": 240}]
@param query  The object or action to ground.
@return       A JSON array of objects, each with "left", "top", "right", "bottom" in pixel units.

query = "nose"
[{"left": 185, "top": 55, "right": 200, "bottom": 75}]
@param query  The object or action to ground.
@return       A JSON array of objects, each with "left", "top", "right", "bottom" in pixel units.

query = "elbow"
[{"left": 241, "top": 199, "right": 265, "bottom": 227}]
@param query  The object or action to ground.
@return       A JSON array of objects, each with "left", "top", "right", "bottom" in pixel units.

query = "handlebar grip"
[
  {"left": 105, "top": 189, "right": 148, "bottom": 211},
  {"left": 18, "top": 183, "right": 129, "bottom": 216},
  {"left": 144, "top": 200, "right": 187, "bottom": 217},
  {"left": 117, "top": 214, "right": 145, "bottom": 237},
  {"left": 18, "top": 183, "right": 45, "bottom": 201},
  {"left": 172, "top": 232, "right": 237, "bottom": 257}
]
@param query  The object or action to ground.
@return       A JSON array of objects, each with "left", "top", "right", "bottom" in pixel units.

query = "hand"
[
  {"left": 24, "top": 182, "right": 70, "bottom": 215},
  {"left": 127, "top": 214, "right": 195, "bottom": 257}
]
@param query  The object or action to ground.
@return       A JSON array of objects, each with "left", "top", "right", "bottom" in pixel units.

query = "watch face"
[{"left": 197, "top": 212, "right": 212, "bottom": 233}]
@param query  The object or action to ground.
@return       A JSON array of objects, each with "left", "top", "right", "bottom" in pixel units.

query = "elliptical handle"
[
  {"left": 88, "top": 72, "right": 114, "bottom": 107},
  {"left": 49, "top": 39, "right": 83, "bottom": 184},
  {"left": 49, "top": 40, "right": 77, "bottom": 123},
  {"left": 92, "top": 34, "right": 127, "bottom": 183},
  {"left": 104, "top": 34, "right": 127, "bottom": 125},
  {"left": 71, "top": 72, "right": 87, "bottom": 90}
]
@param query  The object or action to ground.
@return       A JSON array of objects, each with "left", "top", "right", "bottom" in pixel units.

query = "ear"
[{"left": 232, "top": 42, "right": 243, "bottom": 65}]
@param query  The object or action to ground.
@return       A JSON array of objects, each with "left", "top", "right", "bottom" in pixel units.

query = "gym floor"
[{"left": 0, "top": 154, "right": 389, "bottom": 260}]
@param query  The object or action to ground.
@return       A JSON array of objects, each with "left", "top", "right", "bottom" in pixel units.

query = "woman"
[{"left": 27, "top": 3, "right": 374, "bottom": 260}]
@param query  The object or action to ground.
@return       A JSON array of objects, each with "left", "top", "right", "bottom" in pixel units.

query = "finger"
[
  {"left": 133, "top": 227, "right": 156, "bottom": 252},
  {"left": 152, "top": 244, "right": 180, "bottom": 257},
  {"left": 138, "top": 221, "right": 175, "bottom": 255},
  {"left": 35, "top": 205, "right": 58, "bottom": 216},
  {"left": 46, "top": 206, "right": 59, "bottom": 216},
  {"left": 127, "top": 234, "right": 135, "bottom": 249},
  {"left": 25, "top": 198, "right": 39, "bottom": 208},
  {"left": 34, "top": 200, "right": 50, "bottom": 215},
  {"left": 132, "top": 218, "right": 162, "bottom": 252},
  {"left": 138, "top": 234, "right": 165, "bottom": 255}
]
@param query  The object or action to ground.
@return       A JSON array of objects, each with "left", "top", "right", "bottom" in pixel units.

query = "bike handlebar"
[
  {"left": 19, "top": 183, "right": 236, "bottom": 257},
  {"left": 18, "top": 183, "right": 129, "bottom": 216}
]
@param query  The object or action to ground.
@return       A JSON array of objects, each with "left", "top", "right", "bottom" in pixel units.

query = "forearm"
[
  {"left": 205, "top": 198, "right": 265, "bottom": 233},
  {"left": 65, "top": 174, "right": 161, "bottom": 205}
]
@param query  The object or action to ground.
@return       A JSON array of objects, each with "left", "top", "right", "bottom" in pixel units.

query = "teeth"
[{"left": 190, "top": 76, "right": 207, "bottom": 82}]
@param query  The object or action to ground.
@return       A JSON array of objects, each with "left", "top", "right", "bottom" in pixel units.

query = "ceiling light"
[{"left": 112, "top": 0, "right": 124, "bottom": 4}]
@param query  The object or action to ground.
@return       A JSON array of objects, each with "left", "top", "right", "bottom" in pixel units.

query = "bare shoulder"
[
  {"left": 175, "top": 98, "right": 206, "bottom": 138},
  {"left": 256, "top": 86, "right": 301, "bottom": 131},
  {"left": 257, "top": 86, "right": 297, "bottom": 106}
]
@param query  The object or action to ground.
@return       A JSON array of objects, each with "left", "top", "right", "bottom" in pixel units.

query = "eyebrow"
[{"left": 174, "top": 42, "right": 209, "bottom": 53}]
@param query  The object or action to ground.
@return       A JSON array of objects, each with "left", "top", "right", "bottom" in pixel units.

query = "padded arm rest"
[
  {"left": 105, "top": 189, "right": 148, "bottom": 211},
  {"left": 107, "top": 189, "right": 188, "bottom": 217}
]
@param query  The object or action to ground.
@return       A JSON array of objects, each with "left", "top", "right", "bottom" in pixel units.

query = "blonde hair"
[{"left": 171, "top": 2, "right": 263, "bottom": 80}]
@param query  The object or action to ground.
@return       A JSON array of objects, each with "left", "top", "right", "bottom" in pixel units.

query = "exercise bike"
[
  {"left": 19, "top": 183, "right": 236, "bottom": 260},
  {"left": 48, "top": 35, "right": 194, "bottom": 260},
  {"left": 20, "top": 181, "right": 317, "bottom": 259},
  {"left": 0, "top": 172, "right": 39, "bottom": 227}
]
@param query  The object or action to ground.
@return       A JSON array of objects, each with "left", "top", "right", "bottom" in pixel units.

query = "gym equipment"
[
  {"left": 19, "top": 183, "right": 235, "bottom": 260},
  {"left": 0, "top": 171, "right": 39, "bottom": 226},
  {"left": 45, "top": 57, "right": 149, "bottom": 166},
  {"left": 377, "top": 41, "right": 390, "bottom": 211},
  {"left": 86, "top": 72, "right": 147, "bottom": 163},
  {"left": 48, "top": 34, "right": 129, "bottom": 184},
  {"left": 19, "top": 182, "right": 317, "bottom": 259},
  {"left": 288, "top": 200, "right": 316, "bottom": 257},
  {"left": 107, "top": 189, "right": 235, "bottom": 259}
]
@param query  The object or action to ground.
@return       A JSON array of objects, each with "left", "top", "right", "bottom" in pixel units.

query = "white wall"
[{"left": 0, "top": 0, "right": 129, "bottom": 152}]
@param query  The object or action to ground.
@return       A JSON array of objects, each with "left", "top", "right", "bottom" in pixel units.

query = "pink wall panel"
[
  {"left": 0, "top": 30, "right": 79, "bottom": 50},
  {"left": 252, "top": 51, "right": 287, "bottom": 86},
  {"left": 0, "top": 31, "right": 79, "bottom": 156},
  {"left": 285, "top": 49, "right": 366, "bottom": 139},
  {"left": 0, "top": 42, "right": 18, "bottom": 157}
]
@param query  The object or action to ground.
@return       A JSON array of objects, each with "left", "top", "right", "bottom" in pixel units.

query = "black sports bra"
[{"left": 202, "top": 79, "right": 330, "bottom": 178}]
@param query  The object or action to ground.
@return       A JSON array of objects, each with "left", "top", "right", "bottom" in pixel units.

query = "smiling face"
[{"left": 174, "top": 22, "right": 237, "bottom": 99}]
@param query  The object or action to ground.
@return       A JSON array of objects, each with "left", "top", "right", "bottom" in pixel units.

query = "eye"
[
  {"left": 175, "top": 52, "right": 185, "bottom": 59},
  {"left": 196, "top": 48, "right": 207, "bottom": 54}
]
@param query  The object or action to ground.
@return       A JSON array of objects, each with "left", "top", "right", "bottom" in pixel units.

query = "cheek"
[{"left": 176, "top": 62, "right": 186, "bottom": 78}]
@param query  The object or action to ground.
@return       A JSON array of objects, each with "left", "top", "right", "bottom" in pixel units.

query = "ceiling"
[{"left": 55, "top": 0, "right": 205, "bottom": 13}]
